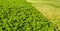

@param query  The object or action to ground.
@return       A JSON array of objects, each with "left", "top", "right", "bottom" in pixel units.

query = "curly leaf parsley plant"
[{"left": 0, "top": 0, "right": 58, "bottom": 31}]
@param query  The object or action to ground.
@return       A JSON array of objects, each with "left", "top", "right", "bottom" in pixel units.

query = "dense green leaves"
[{"left": 0, "top": 0, "right": 58, "bottom": 31}]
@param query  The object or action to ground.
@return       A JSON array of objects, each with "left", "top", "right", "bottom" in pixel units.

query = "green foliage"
[{"left": 0, "top": 0, "right": 58, "bottom": 31}]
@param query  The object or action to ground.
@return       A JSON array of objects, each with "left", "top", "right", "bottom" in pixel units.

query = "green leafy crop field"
[
  {"left": 0, "top": 0, "right": 59, "bottom": 31},
  {"left": 27, "top": 0, "right": 60, "bottom": 30}
]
